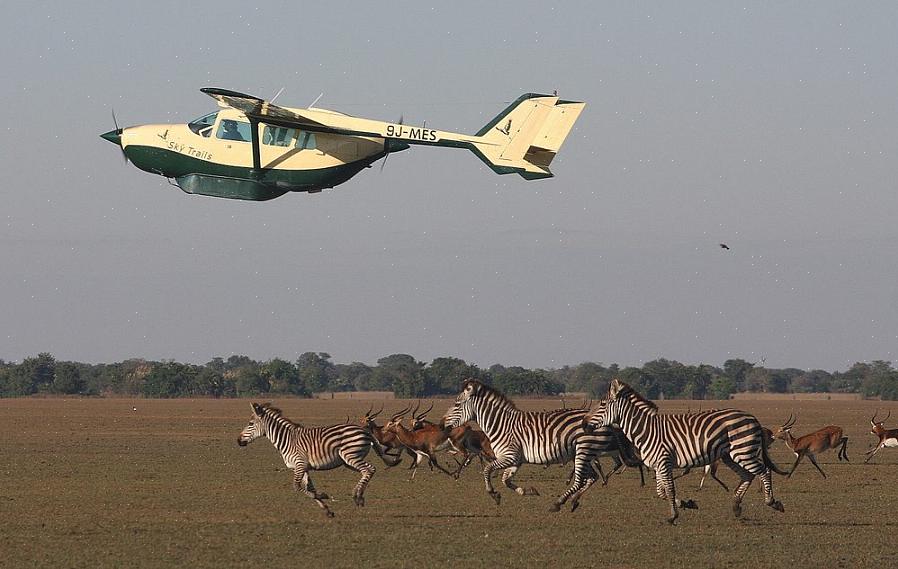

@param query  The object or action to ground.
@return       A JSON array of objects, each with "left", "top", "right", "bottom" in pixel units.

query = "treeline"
[{"left": 1, "top": 353, "right": 897, "bottom": 400}]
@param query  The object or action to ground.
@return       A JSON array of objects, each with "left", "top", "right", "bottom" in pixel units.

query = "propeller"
[
  {"left": 109, "top": 109, "right": 128, "bottom": 164},
  {"left": 380, "top": 114, "right": 403, "bottom": 172}
]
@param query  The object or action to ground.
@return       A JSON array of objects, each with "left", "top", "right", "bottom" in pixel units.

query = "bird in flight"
[{"left": 719, "top": 243, "right": 730, "bottom": 250}]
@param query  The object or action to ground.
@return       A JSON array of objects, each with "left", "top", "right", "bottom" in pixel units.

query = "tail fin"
[{"left": 470, "top": 94, "right": 585, "bottom": 180}]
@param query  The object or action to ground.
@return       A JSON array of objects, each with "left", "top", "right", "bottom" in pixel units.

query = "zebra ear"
[
  {"left": 252, "top": 403, "right": 264, "bottom": 417},
  {"left": 608, "top": 379, "right": 624, "bottom": 399}
]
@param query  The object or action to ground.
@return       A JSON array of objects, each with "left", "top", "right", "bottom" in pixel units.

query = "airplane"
[{"left": 100, "top": 88, "right": 585, "bottom": 201}]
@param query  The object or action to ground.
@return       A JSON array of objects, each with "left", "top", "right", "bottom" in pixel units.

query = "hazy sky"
[{"left": 2, "top": 3, "right": 897, "bottom": 371}]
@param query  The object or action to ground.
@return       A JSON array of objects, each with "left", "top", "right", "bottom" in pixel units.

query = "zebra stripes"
[
  {"left": 442, "top": 379, "right": 635, "bottom": 512},
  {"left": 583, "top": 379, "right": 786, "bottom": 523},
  {"left": 237, "top": 402, "right": 399, "bottom": 517}
]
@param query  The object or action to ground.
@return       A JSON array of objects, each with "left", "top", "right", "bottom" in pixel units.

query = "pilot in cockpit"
[{"left": 221, "top": 120, "right": 245, "bottom": 142}]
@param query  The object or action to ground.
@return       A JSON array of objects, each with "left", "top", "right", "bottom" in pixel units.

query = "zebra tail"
[
  {"left": 760, "top": 429, "right": 789, "bottom": 476},
  {"left": 372, "top": 439, "right": 402, "bottom": 467}
]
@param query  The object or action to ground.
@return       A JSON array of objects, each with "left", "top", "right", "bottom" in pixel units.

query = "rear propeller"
[{"left": 380, "top": 114, "right": 403, "bottom": 172}]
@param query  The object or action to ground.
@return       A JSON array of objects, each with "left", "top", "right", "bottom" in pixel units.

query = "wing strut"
[{"left": 249, "top": 117, "right": 262, "bottom": 177}]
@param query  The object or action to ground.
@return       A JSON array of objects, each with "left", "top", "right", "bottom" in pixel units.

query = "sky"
[{"left": 2, "top": 2, "right": 897, "bottom": 371}]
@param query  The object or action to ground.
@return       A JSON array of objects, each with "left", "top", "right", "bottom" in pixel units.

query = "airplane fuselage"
[{"left": 109, "top": 107, "right": 400, "bottom": 200}]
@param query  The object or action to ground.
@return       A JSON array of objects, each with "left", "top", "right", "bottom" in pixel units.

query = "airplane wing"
[{"left": 200, "top": 87, "right": 326, "bottom": 130}]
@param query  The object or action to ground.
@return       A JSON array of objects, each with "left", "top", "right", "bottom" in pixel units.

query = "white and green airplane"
[{"left": 100, "top": 88, "right": 585, "bottom": 201}]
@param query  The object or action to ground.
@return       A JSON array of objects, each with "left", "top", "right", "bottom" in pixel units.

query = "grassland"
[{"left": 3, "top": 397, "right": 898, "bottom": 568}]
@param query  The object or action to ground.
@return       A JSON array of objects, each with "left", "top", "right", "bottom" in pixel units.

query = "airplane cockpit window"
[
  {"left": 215, "top": 119, "right": 252, "bottom": 143},
  {"left": 188, "top": 112, "right": 218, "bottom": 137},
  {"left": 296, "top": 131, "right": 317, "bottom": 150},
  {"left": 262, "top": 126, "right": 295, "bottom": 147}
]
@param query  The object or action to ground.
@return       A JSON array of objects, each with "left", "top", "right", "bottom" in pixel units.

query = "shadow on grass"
[{"left": 389, "top": 513, "right": 502, "bottom": 519}]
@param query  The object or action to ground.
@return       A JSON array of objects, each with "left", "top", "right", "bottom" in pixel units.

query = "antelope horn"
[
  {"left": 417, "top": 401, "right": 434, "bottom": 419},
  {"left": 871, "top": 410, "right": 879, "bottom": 424},
  {"left": 781, "top": 413, "right": 794, "bottom": 430},
  {"left": 390, "top": 405, "right": 411, "bottom": 422},
  {"left": 364, "top": 405, "right": 372, "bottom": 417},
  {"left": 411, "top": 400, "right": 420, "bottom": 417},
  {"left": 885, "top": 410, "right": 892, "bottom": 423},
  {"left": 369, "top": 404, "right": 383, "bottom": 421}
]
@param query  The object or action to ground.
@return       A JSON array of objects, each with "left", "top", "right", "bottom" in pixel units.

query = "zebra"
[
  {"left": 237, "top": 402, "right": 400, "bottom": 517},
  {"left": 442, "top": 379, "right": 639, "bottom": 512},
  {"left": 582, "top": 379, "right": 787, "bottom": 524}
]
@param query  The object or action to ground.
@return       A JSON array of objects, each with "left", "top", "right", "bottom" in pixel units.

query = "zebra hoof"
[
  {"left": 681, "top": 499, "right": 698, "bottom": 510},
  {"left": 667, "top": 517, "right": 678, "bottom": 525},
  {"left": 732, "top": 503, "right": 743, "bottom": 518},
  {"left": 524, "top": 487, "right": 540, "bottom": 496},
  {"left": 769, "top": 500, "right": 785, "bottom": 513},
  {"left": 489, "top": 491, "right": 501, "bottom": 505},
  {"left": 354, "top": 496, "right": 365, "bottom": 507},
  {"left": 548, "top": 503, "right": 562, "bottom": 513},
  {"left": 570, "top": 500, "right": 581, "bottom": 513},
  {"left": 316, "top": 493, "right": 330, "bottom": 501},
  {"left": 325, "top": 510, "right": 335, "bottom": 518}
]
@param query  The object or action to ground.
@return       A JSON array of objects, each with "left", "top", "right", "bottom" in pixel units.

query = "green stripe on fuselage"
[{"left": 123, "top": 145, "right": 378, "bottom": 192}]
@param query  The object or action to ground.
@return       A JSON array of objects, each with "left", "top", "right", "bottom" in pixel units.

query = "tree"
[
  {"left": 723, "top": 359, "right": 755, "bottom": 392},
  {"left": 425, "top": 357, "right": 482, "bottom": 395},
  {"left": 262, "top": 358, "right": 305, "bottom": 396},
  {"left": 297, "top": 352, "right": 336, "bottom": 394},
  {"left": 52, "top": 362, "right": 85, "bottom": 394},
  {"left": 143, "top": 362, "right": 196, "bottom": 398},
  {"left": 334, "top": 362, "right": 374, "bottom": 391},
  {"left": 374, "top": 354, "right": 425, "bottom": 398},
  {"left": 709, "top": 375, "right": 737, "bottom": 400},
  {"left": 234, "top": 367, "right": 269, "bottom": 397}
]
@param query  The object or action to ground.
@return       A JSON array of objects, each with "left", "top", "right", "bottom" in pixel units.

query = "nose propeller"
[{"left": 100, "top": 109, "right": 128, "bottom": 163}]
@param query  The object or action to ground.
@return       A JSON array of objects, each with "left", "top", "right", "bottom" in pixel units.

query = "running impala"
[
  {"left": 773, "top": 415, "right": 849, "bottom": 478},
  {"left": 865, "top": 410, "right": 898, "bottom": 463}
]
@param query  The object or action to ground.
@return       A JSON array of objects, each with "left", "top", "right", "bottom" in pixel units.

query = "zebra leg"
[
  {"left": 483, "top": 456, "right": 518, "bottom": 505},
  {"left": 293, "top": 465, "right": 334, "bottom": 518},
  {"left": 567, "top": 462, "right": 600, "bottom": 513},
  {"left": 552, "top": 452, "right": 595, "bottom": 512},
  {"left": 656, "top": 464, "right": 680, "bottom": 524},
  {"left": 342, "top": 456, "right": 376, "bottom": 507},
  {"left": 501, "top": 466, "right": 539, "bottom": 496}
]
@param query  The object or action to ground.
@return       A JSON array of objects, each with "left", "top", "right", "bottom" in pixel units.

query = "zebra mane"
[
  {"left": 613, "top": 381, "right": 660, "bottom": 414},
  {"left": 256, "top": 403, "right": 302, "bottom": 428},
  {"left": 466, "top": 380, "right": 518, "bottom": 412}
]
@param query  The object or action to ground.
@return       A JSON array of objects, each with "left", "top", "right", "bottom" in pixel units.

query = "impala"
[
  {"left": 773, "top": 415, "right": 848, "bottom": 478},
  {"left": 865, "top": 410, "right": 898, "bottom": 464}
]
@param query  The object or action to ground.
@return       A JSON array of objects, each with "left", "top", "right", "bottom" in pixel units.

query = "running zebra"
[
  {"left": 583, "top": 379, "right": 787, "bottom": 524},
  {"left": 237, "top": 402, "right": 400, "bottom": 517},
  {"left": 442, "top": 379, "right": 637, "bottom": 512}
]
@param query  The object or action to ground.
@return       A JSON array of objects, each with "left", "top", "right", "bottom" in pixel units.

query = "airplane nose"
[{"left": 100, "top": 129, "right": 122, "bottom": 146}]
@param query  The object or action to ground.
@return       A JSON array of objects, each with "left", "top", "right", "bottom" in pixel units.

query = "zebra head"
[
  {"left": 582, "top": 379, "right": 628, "bottom": 433},
  {"left": 443, "top": 380, "right": 480, "bottom": 429},
  {"left": 237, "top": 403, "right": 268, "bottom": 446}
]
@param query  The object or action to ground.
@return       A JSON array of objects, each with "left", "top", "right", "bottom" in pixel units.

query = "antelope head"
[
  {"left": 384, "top": 405, "right": 411, "bottom": 433},
  {"left": 871, "top": 410, "right": 891, "bottom": 435},
  {"left": 360, "top": 404, "right": 385, "bottom": 427},
  {"left": 773, "top": 413, "right": 797, "bottom": 441},
  {"left": 411, "top": 401, "right": 434, "bottom": 430}
]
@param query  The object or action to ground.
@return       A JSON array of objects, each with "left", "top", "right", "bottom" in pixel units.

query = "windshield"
[{"left": 188, "top": 112, "right": 218, "bottom": 137}]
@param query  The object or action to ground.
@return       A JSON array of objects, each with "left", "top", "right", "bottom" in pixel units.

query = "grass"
[{"left": 2, "top": 397, "right": 897, "bottom": 568}]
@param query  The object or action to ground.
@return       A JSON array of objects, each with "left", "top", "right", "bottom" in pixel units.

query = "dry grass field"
[{"left": 3, "top": 396, "right": 898, "bottom": 568}]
